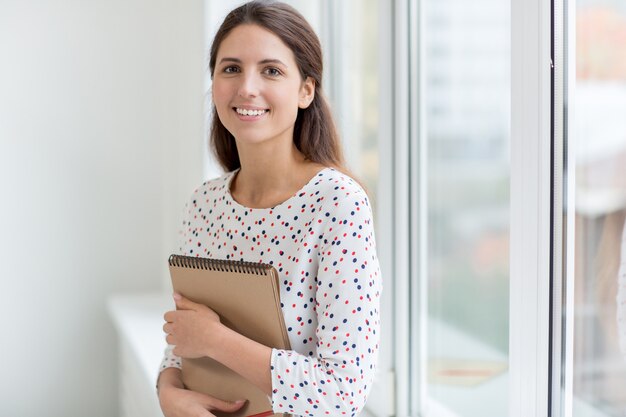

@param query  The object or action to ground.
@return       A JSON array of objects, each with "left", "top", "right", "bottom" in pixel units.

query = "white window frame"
[
  {"left": 389, "top": 0, "right": 576, "bottom": 416},
  {"left": 509, "top": 0, "right": 553, "bottom": 414},
  {"left": 511, "top": 0, "right": 576, "bottom": 416}
]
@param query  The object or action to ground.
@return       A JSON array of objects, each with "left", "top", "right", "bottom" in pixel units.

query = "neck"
[
  {"left": 238, "top": 141, "right": 305, "bottom": 186},
  {"left": 231, "top": 142, "right": 324, "bottom": 209}
]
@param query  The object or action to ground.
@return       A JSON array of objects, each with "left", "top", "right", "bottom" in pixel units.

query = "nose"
[{"left": 237, "top": 72, "right": 260, "bottom": 98}]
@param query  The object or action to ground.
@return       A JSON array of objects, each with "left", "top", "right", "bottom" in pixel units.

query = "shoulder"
[
  {"left": 313, "top": 168, "right": 372, "bottom": 214},
  {"left": 315, "top": 168, "right": 370, "bottom": 200}
]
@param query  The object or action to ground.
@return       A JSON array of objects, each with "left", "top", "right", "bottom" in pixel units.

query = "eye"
[
  {"left": 263, "top": 67, "right": 282, "bottom": 77},
  {"left": 223, "top": 65, "right": 240, "bottom": 74}
]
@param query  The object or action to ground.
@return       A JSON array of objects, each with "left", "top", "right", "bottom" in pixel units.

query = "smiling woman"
[
  {"left": 156, "top": 2, "right": 382, "bottom": 417},
  {"left": 207, "top": 3, "right": 346, "bottom": 178}
]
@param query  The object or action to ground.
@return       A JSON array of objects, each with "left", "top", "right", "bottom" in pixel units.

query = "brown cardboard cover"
[{"left": 168, "top": 255, "right": 291, "bottom": 417}]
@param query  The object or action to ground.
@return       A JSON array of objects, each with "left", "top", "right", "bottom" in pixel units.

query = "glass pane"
[
  {"left": 573, "top": 1, "right": 626, "bottom": 415},
  {"left": 423, "top": 0, "right": 510, "bottom": 415},
  {"left": 325, "top": 0, "right": 379, "bottom": 210},
  {"left": 344, "top": 0, "right": 379, "bottom": 206}
]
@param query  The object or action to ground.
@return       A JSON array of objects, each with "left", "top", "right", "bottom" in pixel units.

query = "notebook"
[{"left": 168, "top": 254, "right": 291, "bottom": 417}]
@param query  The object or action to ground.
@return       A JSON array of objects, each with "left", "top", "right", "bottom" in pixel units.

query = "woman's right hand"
[{"left": 158, "top": 368, "right": 247, "bottom": 417}]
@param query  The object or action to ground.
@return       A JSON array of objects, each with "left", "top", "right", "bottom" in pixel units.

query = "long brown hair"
[{"left": 208, "top": 0, "right": 346, "bottom": 173}]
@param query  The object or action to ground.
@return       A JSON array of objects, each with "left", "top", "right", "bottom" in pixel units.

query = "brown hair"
[{"left": 208, "top": 0, "right": 346, "bottom": 173}]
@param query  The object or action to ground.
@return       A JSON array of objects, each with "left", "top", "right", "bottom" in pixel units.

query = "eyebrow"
[{"left": 218, "top": 57, "right": 288, "bottom": 67}]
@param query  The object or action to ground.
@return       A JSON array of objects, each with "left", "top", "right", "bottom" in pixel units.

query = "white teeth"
[{"left": 236, "top": 108, "right": 267, "bottom": 116}]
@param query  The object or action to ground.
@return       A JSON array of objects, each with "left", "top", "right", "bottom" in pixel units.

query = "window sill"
[
  {"left": 108, "top": 292, "right": 173, "bottom": 417},
  {"left": 108, "top": 292, "right": 173, "bottom": 385},
  {"left": 422, "top": 318, "right": 613, "bottom": 417}
]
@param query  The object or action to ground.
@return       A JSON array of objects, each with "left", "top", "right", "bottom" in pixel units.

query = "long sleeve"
[
  {"left": 618, "top": 219, "right": 626, "bottom": 358},
  {"left": 269, "top": 191, "right": 382, "bottom": 417},
  {"left": 160, "top": 344, "right": 182, "bottom": 371}
]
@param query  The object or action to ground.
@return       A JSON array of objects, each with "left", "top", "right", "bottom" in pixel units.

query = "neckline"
[{"left": 225, "top": 167, "right": 331, "bottom": 211}]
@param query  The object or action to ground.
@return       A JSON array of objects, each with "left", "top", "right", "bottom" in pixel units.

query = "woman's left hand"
[{"left": 163, "top": 293, "right": 223, "bottom": 358}]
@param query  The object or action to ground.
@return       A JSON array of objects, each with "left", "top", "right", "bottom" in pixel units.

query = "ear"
[{"left": 298, "top": 76, "right": 315, "bottom": 109}]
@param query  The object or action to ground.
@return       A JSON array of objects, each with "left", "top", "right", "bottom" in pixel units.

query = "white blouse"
[{"left": 160, "top": 168, "right": 382, "bottom": 417}]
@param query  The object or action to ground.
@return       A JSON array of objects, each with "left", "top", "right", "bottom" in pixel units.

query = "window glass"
[
  {"left": 343, "top": 0, "right": 379, "bottom": 206},
  {"left": 321, "top": 0, "right": 379, "bottom": 210},
  {"left": 423, "top": 0, "right": 510, "bottom": 415},
  {"left": 573, "top": 1, "right": 626, "bottom": 415}
]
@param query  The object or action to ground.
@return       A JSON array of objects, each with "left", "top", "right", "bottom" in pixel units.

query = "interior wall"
[{"left": 0, "top": 0, "right": 205, "bottom": 415}]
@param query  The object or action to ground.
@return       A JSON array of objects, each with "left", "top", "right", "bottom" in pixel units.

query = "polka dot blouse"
[{"left": 159, "top": 167, "right": 382, "bottom": 417}]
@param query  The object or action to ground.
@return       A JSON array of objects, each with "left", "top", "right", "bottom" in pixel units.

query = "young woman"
[{"left": 157, "top": 2, "right": 381, "bottom": 416}]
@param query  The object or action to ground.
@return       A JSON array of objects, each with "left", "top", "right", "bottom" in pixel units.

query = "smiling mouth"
[{"left": 234, "top": 108, "right": 269, "bottom": 116}]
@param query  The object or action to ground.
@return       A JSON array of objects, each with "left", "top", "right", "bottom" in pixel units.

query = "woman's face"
[{"left": 212, "top": 24, "right": 314, "bottom": 149}]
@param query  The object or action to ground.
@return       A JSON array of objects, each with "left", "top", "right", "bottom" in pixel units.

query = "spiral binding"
[{"left": 168, "top": 254, "right": 271, "bottom": 276}]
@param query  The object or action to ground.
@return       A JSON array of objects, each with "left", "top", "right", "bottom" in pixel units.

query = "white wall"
[{"left": 0, "top": 1, "right": 205, "bottom": 415}]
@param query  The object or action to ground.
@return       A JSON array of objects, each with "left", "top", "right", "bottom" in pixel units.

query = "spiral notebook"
[{"left": 168, "top": 255, "right": 291, "bottom": 417}]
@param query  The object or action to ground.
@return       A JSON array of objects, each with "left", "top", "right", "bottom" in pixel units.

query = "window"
[
  {"left": 572, "top": 1, "right": 626, "bottom": 415},
  {"left": 421, "top": 0, "right": 511, "bottom": 416}
]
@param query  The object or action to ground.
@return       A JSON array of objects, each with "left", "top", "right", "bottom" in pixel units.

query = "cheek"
[
  {"left": 272, "top": 88, "right": 301, "bottom": 120},
  {"left": 212, "top": 84, "right": 233, "bottom": 122},
  {"left": 212, "top": 82, "right": 231, "bottom": 108}
]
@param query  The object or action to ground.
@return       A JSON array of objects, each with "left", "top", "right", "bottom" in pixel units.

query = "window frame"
[
  {"left": 390, "top": 0, "right": 574, "bottom": 416},
  {"left": 508, "top": 0, "right": 554, "bottom": 415}
]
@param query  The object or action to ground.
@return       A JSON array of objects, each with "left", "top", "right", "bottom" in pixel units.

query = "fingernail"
[
  {"left": 173, "top": 293, "right": 181, "bottom": 300},
  {"left": 235, "top": 399, "right": 246, "bottom": 405}
]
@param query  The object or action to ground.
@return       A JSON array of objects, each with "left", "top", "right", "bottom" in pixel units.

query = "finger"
[
  {"left": 173, "top": 293, "right": 202, "bottom": 311},
  {"left": 164, "top": 311, "right": 175, "bottom": 322},
  {"left": 166, "top": 334, "right": 175, "bottom": 345},
  {"left": 204, "top": 397, "right": 247, "bottom": 413},
  {"left": 163, "top": 323, "right": 171, "bottom": 334}
]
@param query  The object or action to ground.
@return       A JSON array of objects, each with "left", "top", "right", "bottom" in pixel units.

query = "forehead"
[{"left": 217, "top": 24, "right": 297, "bottom": 64}]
